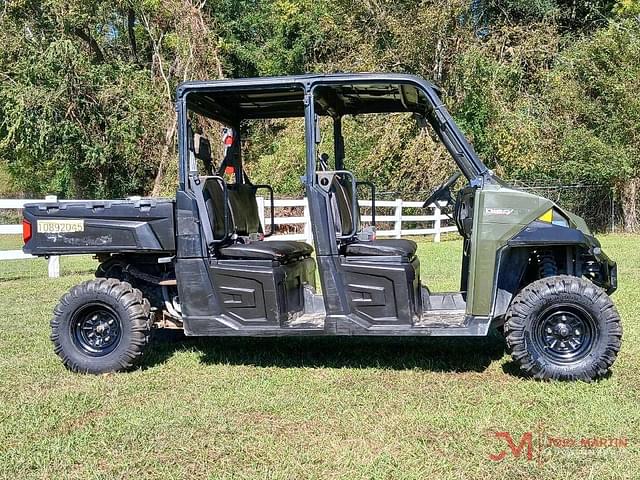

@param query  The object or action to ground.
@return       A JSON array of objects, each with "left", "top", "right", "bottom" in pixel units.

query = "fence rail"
[
  {"left": 1, "top": 196, "right": 455, "bottom": 278},
  {"left": 258, "top": 198, "right": 456, "bottom": 243}
]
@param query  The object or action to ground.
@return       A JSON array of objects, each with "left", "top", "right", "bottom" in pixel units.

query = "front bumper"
[
  {"left": 584, "top": 235, "right": 617, "bottom": 294},
  {"left": 589, "top": 250, "right": 617, "bottom": 294}
]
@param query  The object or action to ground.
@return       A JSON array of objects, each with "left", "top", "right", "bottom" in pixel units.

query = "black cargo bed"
[{"left": 22, "top": 198, "right": 175, "bottom": 256}]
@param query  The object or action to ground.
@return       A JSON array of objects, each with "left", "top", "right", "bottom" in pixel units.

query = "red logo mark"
[{"left": 488, "top": 431, "right": 534, "bottom": 462}]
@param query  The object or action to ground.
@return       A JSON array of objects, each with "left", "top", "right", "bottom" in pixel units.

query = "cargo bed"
[{"left": 22, "top": 198, "right": 175, "bottom": 256}]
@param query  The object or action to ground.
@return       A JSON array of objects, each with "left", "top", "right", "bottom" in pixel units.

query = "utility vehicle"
[{"left": 23, "top": 73, "right": 621, "bottom": 380}]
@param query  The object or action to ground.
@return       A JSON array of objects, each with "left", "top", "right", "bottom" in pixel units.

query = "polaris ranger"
[{"left": 22, "top": 73, "right": 621, "bottom": 380}]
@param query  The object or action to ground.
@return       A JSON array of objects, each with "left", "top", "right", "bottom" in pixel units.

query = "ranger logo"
[{"left": 485, "top": 208, "right": 514, "bottom": 216}]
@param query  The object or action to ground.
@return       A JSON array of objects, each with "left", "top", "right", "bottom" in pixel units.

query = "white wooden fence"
[
  {"left": 0, "top": 196, "right": 456, "bottom": 278},
  {"left": 257, "top": 197, "right": 456, "bottom": 244},
  {"left": 0, "top": 196, "right": 62, "bottom": 277}
]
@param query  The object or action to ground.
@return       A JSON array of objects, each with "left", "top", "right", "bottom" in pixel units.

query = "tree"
[
  {"left": 1, "top": 0, "right": 638, "bottom": 235},
  {"left": 0, "top": 0, "right": 223, "bottom": 198}
]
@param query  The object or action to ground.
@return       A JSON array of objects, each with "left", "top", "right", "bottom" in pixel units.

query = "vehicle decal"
[
  {"left": 485, "top": 208, "right": 514, "bottom": 216},
  {"left": 37, "top": 219, "right": 85, "bottom": 233}
]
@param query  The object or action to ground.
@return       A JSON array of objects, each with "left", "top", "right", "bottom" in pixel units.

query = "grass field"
[{"left": 0, "top": 235, "right": 638, "bottom": 479}]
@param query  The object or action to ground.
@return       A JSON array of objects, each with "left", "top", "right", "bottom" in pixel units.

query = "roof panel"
[{"left": 183, "top": 73, "right": 437, "bottom": 121}]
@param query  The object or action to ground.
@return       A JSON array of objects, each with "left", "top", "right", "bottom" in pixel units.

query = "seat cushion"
[
  {"left": 220, "top": 241, "right": 313, "bottom": 261},
  {"left": 343, "top": 239, "right": 418, "bottom": 257}
]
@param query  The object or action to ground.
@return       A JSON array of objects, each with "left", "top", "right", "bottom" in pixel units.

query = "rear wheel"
[
  {"left": 505, "top": 275, "right": 622, "bottom": 381},
  {"left": 51, "top": 278, "right": 151, "bottom": 374}
]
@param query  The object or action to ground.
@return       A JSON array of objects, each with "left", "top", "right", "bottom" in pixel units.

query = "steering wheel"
[{"left": 422, "top": 172, "right": 462, "bottom": 208}]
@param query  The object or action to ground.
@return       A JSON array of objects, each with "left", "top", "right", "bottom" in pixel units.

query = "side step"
[
  {"left": 416, "top": 290, "right": 467, "bottom": 327},
  {"left": 282, "top": 285, "right": 326, "bottom": 329},
  {"left": 415, "top": 309, "right": 466, "bottom": 327}
]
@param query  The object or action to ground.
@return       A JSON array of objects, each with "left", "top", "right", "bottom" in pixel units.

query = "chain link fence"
[{"left": 512, "top": 182, "right": 616, "bottom": 233}]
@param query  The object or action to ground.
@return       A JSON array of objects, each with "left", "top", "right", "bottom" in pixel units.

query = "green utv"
[{"left": 22, "top": 74, "right": 621, "bottom": 380}]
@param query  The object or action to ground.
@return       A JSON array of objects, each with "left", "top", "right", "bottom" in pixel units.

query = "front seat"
[
  {"left": 342, "top": 239, "right": 417, "bottom": 257},
  {"left": 330, "top": 174, "right": 417, "bottom": 258}
]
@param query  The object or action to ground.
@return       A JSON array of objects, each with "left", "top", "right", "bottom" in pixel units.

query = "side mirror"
[
  {"left": 193, "top": 134, "right": 211, "bottom": 161},
  {"left": 413, "top": 113, "right": 439, "bottom": 143},
  {"left": 413, "top": 113, "right": 428, "bottom": 129},
  {"left": 193, "top": 134, "right": 213, "bottom": 175}
]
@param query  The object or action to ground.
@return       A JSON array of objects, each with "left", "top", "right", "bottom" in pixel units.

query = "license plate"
[{"left": 37, "top": 219, "right": 85, "bottom": 233}]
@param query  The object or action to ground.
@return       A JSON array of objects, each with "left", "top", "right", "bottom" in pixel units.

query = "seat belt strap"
[{"left": 192, "top": 176, "right": 218, "bottom": 254}]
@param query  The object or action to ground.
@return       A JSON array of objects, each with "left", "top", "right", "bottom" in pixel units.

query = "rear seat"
[
  {"left": 202, "top": 178, "right": 313, "bottom": 262},
  {"left": 220, "top": 241, "right": 314, "bottom": 261},
  {"left": 342, "top": 239, "right": 417, "bottom": 257}
]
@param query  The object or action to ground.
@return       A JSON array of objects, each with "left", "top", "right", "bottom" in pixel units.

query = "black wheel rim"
[
  {"left": 71, "top": 303, "right": 122, "bottom": 356},
  {"left": 533, "top": 303, "right": 598, "bottom": 364}
]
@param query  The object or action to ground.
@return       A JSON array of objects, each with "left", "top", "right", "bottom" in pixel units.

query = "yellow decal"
[
  {"left": 538, "top": 209, "right": 553, "bottom": 223},
  {"left": 37, "top": 219, "right": 85, "bottom": 233}
]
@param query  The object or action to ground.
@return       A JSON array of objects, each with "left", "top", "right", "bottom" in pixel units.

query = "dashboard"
[{"left": 455, "top": 186, "right": 475, "bottom": 239}]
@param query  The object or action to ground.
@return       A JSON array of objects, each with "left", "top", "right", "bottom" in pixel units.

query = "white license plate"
[{"left": 37, "top": 219, "right": 85, "bottom": 233}]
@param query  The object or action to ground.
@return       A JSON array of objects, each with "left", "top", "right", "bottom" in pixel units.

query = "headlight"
[{"left": 538, "top": 208, "right": 569, "bottom": 228}]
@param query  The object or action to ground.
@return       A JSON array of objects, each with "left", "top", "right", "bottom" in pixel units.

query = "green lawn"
[{"left": 0, "top": 235, "right": 638, "bottom": 479}]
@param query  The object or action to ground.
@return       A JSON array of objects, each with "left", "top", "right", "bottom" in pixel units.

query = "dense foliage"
[{"left": 0, "top": 1, "right": 639, "bottom": 228}]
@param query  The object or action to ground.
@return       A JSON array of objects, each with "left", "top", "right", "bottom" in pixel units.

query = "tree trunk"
[
  {"left": 151, "top": 119, "right": 177, "bottom": 197},
  {"left": 72, "top": 27, "right": 105, "bottom": 63},
  {"left": 620, "top": 178, "right": 640, "bottom": 233},
  {"left": 127, "top": 9, "right": 139, "bottom": 63}
]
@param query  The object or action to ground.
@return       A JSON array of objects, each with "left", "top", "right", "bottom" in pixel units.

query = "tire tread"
[
  {"left": 50, "top": 277, "right": 151, "bottom": 374},
  {"left": 504, "top": 275, "right": 622, "bottom": 381}
]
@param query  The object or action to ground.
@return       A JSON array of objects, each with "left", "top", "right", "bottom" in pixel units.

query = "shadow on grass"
[
  {"left": 499, "top": 358, "right": 613, "bottom": 381},
  {"left": 142, "top": 329, "right": 508, "bottom": 373}
]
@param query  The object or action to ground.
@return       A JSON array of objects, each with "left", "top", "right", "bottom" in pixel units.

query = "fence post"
[
  {"left": 394, "top": 198, "right": 403, "bottom": 239},
  {"left": 44, "top": 195, "right": 60, "bottom": 278},
  {"left": 433, "top": 205, "right": 441, "bottom": 243},
  {"left": 256, "top": 195, "right": 265, "bottom": 232},
  {"left": 303, "top": 197, "right": 313, "bottom": 245},
  {"left": 48, "top": 255, "right": 60, "bottom": 278}
]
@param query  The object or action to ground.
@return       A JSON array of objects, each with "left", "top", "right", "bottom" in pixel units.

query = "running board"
[
  {"left": 414, "top": 309, "right": 466, "bottom": 328},
  {"left": 417, "top": 290, "right": 467, "bottom": 328},
  {"left": 282, "top": 285, "right": 326, "bottom": 329},
  {"left": 423, "top": 290, "right": 467, "bottom": 311}
]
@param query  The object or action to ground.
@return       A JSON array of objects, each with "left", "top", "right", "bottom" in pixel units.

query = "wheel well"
[
  {"left": 493, "top": 245, "right": 579, "bottom": 321},
  {"left": 95, "top": 254, "right": 176, "bottom": 311}
]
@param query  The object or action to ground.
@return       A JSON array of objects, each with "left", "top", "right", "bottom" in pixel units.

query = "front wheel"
[
  {"left": 51, "top": 278, "right": 151, "bottom": 374},
  {"left": 504, "top": 275, "right": 622, "bottom": 381}
]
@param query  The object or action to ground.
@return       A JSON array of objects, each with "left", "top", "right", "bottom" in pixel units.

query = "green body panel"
[
  {"left": 466, "top": 184, "right": 554, "bottom": 316},
  {"left": 564, "top": 210, "right": 592, "bottom": 235}
]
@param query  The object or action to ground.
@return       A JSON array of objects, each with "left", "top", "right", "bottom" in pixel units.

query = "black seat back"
[
  {"left": 202, "top": 177, "right": 229, "bottom": 240},
  {"left": 331, "top": 174, "right": 361, "bottom": 238},
  {"left": 193, "top": 132, "right": 267, "bottom": 245},
  {"left": 228, "top": 184, "right": 264, "bottom": 237},
  {"left": 200, "top": 176, "right": 269, "bottom": 244}
]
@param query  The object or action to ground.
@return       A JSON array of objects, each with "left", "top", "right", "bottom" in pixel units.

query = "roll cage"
[{"left": 175, "top": 73, "right": 491, "bottom": 192}]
